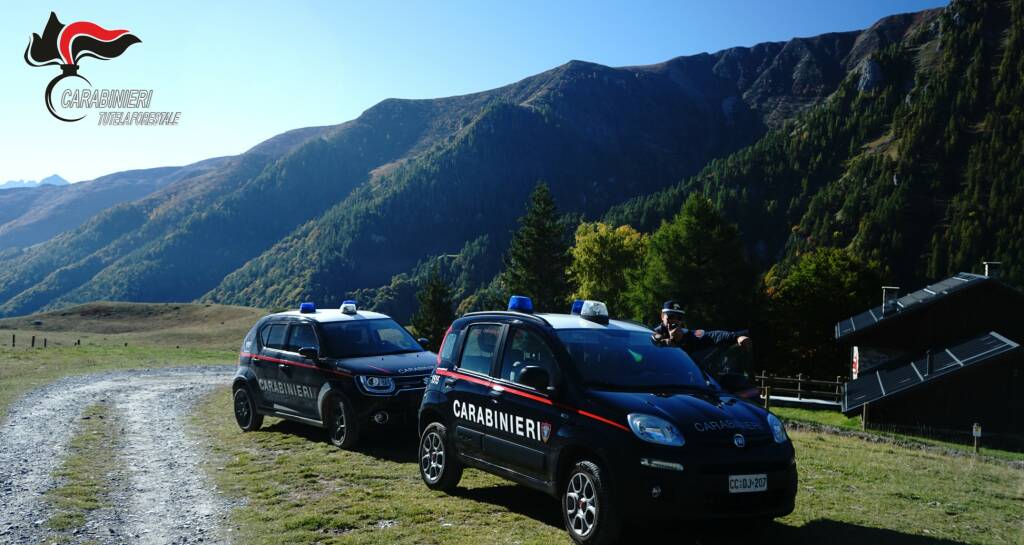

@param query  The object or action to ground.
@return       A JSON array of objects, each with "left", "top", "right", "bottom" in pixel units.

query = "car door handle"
[
  {"left": 444, "top": 377, "right": 457, "bottom": 386},
  {"left": 278, "top": 364, "right": 289, "bottom": 372}
]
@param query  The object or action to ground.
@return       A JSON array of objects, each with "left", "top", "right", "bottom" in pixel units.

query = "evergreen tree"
[
  {"left": 568, "top": 222, "right": 647, "bottom": 316},
  {"left": 760, "top": 247, "right": 882, "bottom": 377},
  {"left": 501, "top": 182, "right": 572, "bottom": 312},
  {"left": 410, "top": 267, "right": 455, "bottom": 352},
  {"left": 625, "top": 194, "right": 754, "bottom": 326}
]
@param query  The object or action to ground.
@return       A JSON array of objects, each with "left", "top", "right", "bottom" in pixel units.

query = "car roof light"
[
  {"left": 340, "top": 299, "right": 358, "bottom": 315},
  {"left": 580, "top": 300, "right": 609, "bottom": 325},
  {"left": 299, "top": 302, "right": 316, "bottom": 313},
  {"left": 508, "top": 295, "right": 533, "bottom": 313},
  {"left": 570, "top": 299, "right": 584, "bottom": 315}
]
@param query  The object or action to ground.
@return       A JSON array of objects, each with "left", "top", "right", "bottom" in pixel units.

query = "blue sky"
[{"left": 2, "top": 0, "right": 947, "bottom": 183}]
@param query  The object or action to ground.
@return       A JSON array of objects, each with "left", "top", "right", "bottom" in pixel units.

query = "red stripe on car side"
[
  {"left": 434, "top": 368, "right": 629, "bottom": 432},
  {"left": 239, "top": 352, "right": 352, "bottom": 377}
]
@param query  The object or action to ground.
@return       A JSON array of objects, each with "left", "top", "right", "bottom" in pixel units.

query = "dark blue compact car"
[
  {"left": 232, "top": 301, "right": 436, "bottom": 448},
  {"left": 417, "top": 297, "right": 797, "bottom": 545}
]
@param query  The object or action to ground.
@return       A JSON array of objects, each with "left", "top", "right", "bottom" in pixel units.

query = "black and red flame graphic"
[{"left": 24, "top": 12, "right": 141, "bottom": 122}]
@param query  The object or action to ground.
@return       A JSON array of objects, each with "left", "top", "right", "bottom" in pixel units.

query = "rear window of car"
[{"left": 262, "top": 324, "right": 287, "bottom": 350}]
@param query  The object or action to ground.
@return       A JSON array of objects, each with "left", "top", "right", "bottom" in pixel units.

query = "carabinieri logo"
[{"left": 24, "top": 12, "right": 140, "bottom": 122}]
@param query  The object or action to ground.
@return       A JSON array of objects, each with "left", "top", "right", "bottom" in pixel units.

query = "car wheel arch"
[
  {"left": 555, "top": 444, "right": 612, "bottom": 496},
  {"left": 418, "top": 408, "right": 446, "bottom": 435}
]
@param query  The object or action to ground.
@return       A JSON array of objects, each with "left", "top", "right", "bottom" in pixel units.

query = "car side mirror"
[
  {"left": 298, "top": 346, "right": 320, "bottom": 361},
  {"left": 518, "top": 365, "right": 550, "bottom": 392},
  {"left": 418, "top": 337, "right": 430, "bottom": 348}
]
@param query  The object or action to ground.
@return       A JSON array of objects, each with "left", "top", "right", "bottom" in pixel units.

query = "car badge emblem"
[
  {"left": 733, "top": 434, "right": 746, "bottom": 448},
  {"left": 541, "top": 422, "right": 552, "bottom": 443}
]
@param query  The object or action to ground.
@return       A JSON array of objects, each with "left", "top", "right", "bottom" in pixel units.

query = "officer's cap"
[{"left": 662, "top": 300, "right": 685, "bottom": 317}]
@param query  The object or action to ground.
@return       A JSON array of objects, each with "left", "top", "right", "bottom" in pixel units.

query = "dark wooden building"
[{"left": 835, "top": 272, "right": 1024, "bottom": 449}]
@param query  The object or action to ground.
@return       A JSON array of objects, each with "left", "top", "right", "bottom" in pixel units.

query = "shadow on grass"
[
  {"left": 452, "top": 484, "right": 563, "bottom": 529},
  {"left": 261, "top": 419, "right": 419, "bottom": 463},
  {"left": 634, "top": 519, "right": 969, "bottom": 545}
]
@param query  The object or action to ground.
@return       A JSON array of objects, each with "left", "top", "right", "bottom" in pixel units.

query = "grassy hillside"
[{"left": 0, "top": 302, "right": 263, "bottom": 419}]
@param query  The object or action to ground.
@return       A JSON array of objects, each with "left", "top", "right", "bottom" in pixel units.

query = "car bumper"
[
  {"left": 614, "top": 444, "right": 798, "bottom": 520},
  {"left": 354, "top": 387, "right": 426, "bottom": 427}
]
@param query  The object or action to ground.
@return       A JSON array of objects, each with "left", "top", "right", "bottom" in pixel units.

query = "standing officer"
[{"left": 651, "top": 300, "right": 751, "bottom": 353}]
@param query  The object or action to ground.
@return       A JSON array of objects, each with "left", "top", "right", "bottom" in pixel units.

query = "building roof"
[
  {"left": 835, "top": 272, "right": 995, "bottom": 342},
  {"left": 841, "top": 331, "right": 1020, "bottom": 413}
]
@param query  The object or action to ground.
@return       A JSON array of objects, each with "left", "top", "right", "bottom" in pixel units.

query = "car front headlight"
[
  {"left": 627, "top": 413, "right": 685, "bottom": 447},
  {"left": 358, "top": 375, "right": 396, "bottom": 394},
  {"left": 767, "top": 413, "right": 788, "bottom": 443}
]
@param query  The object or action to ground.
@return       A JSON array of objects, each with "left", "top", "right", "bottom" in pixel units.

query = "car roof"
[
  {"left": 538, "top": 313, "right": 651, "bottom": 332},
  {"left": 267, "top": 308, "right": 391, "bottom": 323},
  {"left": 461, "top": 310, "right": 651, "bottom": 333}
]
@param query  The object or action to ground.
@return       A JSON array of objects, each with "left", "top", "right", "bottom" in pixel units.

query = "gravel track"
[{"left": 0, "top": 366, "right": 237, "bottom": 544}]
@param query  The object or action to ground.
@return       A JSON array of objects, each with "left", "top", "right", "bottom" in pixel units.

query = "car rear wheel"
[
  {"left": 562, "top": 460, "right": 620, "bottom": 545},
  {"left": 233, "top": 386, "right": 263, "bottom": 431},
  {"left": 327, "top": 393, "right": 360, "bottom": 449},
  {"left": 419, "top": 422, "right": 463, "bottom": 492}
]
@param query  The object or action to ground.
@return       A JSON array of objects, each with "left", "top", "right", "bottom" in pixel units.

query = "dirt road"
[{"left": 0, "top": 366, "right": 236, "bottom": 544}]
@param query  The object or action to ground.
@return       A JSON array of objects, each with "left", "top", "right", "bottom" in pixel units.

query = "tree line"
[{"left": 411, "top": 182, "right": 880, "bottom": 379}]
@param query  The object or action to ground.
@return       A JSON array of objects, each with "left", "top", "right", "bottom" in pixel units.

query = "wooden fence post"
[
  {"left": 764, "top": 386, "right": 771, "bottom": 409},
  {"left": 43, "top": 338, "right": 47, "bottom": 348},
  {"left": 862, "top": 403, "right": 869, "bottom": 431},
  {"left": 31, "top": 335, "right": 35, "bottom": 348}
]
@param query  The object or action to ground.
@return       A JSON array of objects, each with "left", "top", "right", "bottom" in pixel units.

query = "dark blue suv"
[
  {"left": 417, "top": 297, "right": 797, "bottom": 545},
  {"left": 232, "top": 301, "right": 436, "bottom": 448}
]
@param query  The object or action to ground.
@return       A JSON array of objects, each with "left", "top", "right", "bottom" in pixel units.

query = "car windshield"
[
  {"left": 320, "top": 319, "right": 424, "bottom": 358},
  {"left": 555, "top": 328, "right": 710, "bottom": 390}
]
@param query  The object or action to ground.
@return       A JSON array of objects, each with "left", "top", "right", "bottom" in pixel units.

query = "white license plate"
[{"left": 728, "top": 473, "right": 767, "bottom": 493}]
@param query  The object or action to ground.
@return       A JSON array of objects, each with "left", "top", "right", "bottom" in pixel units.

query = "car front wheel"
[
  {"left": 233, "top": 386, "right": 263, "bottom": 432},
  {"left": 563, "top": 460, "right": 620, "bottom": 545},
  {"left": 327, "top": 393, "right": 360, "bottom": 449},
  {"left": 419, "top": 422, "right": 463, "bottom": 492}
]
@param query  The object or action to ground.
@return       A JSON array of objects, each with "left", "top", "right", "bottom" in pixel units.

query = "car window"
[
  {"left": 286, "top": 324, "right": 318, "bottom": 353},
  {"left": 499, "top": 328, "right": 557, "bottom": 386},
  {"left": 262, "top": 324, "right": 287, "bottom": 351},
  {"left": 438, "top": 330, "right": 459, "bottom": 364},
  {"left": 319, "top": 319, "right": 423, "bottom": 358},
  {"left": 556, "top": 329, "right": 708, "bottom": 390},
  {"left": 458, "top": 324, "right": 501, "bottom": 375}
]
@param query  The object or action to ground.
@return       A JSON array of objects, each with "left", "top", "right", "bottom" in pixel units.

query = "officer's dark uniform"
[{"left": 650, "top": 300, "right": 746, "bottom": 354}]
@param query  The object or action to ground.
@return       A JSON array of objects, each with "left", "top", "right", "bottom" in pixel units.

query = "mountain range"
[
  {"left": 0, "top": 1, "right": 1018, "bottom": 321},
  {"left": 0, "top": 175, "right": 68, "bottom": 190}
]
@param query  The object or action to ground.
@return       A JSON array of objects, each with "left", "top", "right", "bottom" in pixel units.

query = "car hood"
[
  {"left": 587, "top": 388, "right": 771, "bottom": 440},
  {"left": 329, "top": 351, "right": 437, "bottom": 376}
]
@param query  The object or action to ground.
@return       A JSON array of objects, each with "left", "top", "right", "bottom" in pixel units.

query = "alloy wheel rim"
[
  {"left": 332, "top": 402, "right": 346, "bottom": 442},
  {"left": 565, "top": 472, "right": 598, "bottom": 537},
  {"left": 234, "top": 393, "right": 250, "bottom": 426},
  {"left": 420, "top": 431, "right": 445, "bottom": 483}
]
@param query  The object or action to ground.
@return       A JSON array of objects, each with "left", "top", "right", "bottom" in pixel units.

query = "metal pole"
[
  {"left": 764, "top": 386, "right": 771, "bottom": 409},
  {"left": 862, "top": 403, "right": 869, "bottom": 431}
]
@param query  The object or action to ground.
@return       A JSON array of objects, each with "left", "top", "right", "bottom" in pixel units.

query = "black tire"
[
  {"left": 418, "top": 422, "right": 463, "bottom": 492},
  {"left": 233, "top": 386, "right": 263, "bottom": 431},
  {"left": 326, "top": 392, "right": 360, "bottom": 449},
  {"left": 562, "top": 460, "right": 621, "bottom": 545}
]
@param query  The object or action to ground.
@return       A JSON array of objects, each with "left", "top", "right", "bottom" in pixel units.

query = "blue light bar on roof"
[
  {"left": 508, "top": 295, "right": 533, "bottom": 313},
  {"left": 570, "top": 299, "right": 584, "bottom": 315},
  {"left": 299, "top": 302, "right": 316, "bottom": 313}
]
